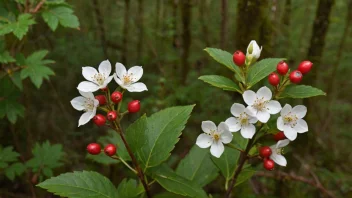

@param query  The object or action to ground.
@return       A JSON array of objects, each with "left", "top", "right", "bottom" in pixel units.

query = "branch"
[{"left": 29, "top": 0, "right": 46, "bottom": 13}]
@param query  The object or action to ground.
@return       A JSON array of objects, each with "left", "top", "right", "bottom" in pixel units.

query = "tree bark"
[
  {"left": 180, "top": 0, "right": 191, "bottom": 85},
  {"left": 122, "top": 0, "right": 130, "bottom": 64},
  {"left": 171, "top": 0, "right": 179, "bottom": 49},
  {"left": 220, "top": 0, "right": 228, "bottom": 49},
  {"left": 281, "top": 0, "right": 291, "bottom": 58},
  {"left": 199, "top": 0, "right": 210, "bottom": 46},
  {"left": 136, "top": 0, "right": 144, "bottom": 60},
  {"left": 92, "top": 0, "right": 108, "bottom": 58}
]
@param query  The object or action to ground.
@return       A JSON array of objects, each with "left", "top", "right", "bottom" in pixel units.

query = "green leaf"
[
  {"left": 151, "top": 165, "right": 207, "bottom": 198},
  {"left": 176, "top": 146, "right": 218, "bottom": 187},
  {"left": 37, "top": 171, "right": 118, "bottom": 198},
  {"left": 0, "top": 14, "right": 35, "bottom": 40},
  {"left": 232, "top": 133, "right": 248, "bottom": 150},
  {"left": 247, "top": 58, "right": 284, "bottom": 87},
  {"left": 10, "top": 71, "right": 23, "bottom": 90},
  {"left": 0, "top": 51, "right": 15, "bottom": 63},
  {"left": 0, "top": 146, "right": 20, "bottom": 168},
  {"left": 235, "top": 167, "right": 256, "bottom": 187},
  {"left": 117, "top": 179, "right": 144, "bottom": 198},
  {"left": 20, "top": 50, "right": 55, "bottom": 88},
  {"left": 198, "top": 75, "right": 242, "bottom": 93},
  {"left": 42, "top": 6, "right": 79, "bottom": 31},
  {"left": 126, "top": 105, "right": 195, "bottom": 171},
  {"left": 279, "top": 85, "right": 326, "bottom": 99},
  {"left": 0, "top": 76, "right": 24, "bottom": 123},
  {"left": 4, "top": 162, "right": 26, "bottom": 181},
  {"left": 211, "top": 147, "right": 240, "bottom": 181},
  {"left": 154, "top": 192, "right": 186, "bottom": 198}
]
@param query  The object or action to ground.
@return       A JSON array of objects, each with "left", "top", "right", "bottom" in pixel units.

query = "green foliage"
[
  {"left": 235, "top": 167, "right": 256, "bottom": 187},
  {"left": 20, "top": 50, "right": 55, "bottom": 88},
  {"left": 126, "top": 105, "right": 195, "bottom": 171},
  {"left": 0, "top": 13, "right": 35, "bottom": 40},
  {"left": 211, "top": 147, "right": 240, "bottom": 181},
  {"left": 247, "top": 58, "right": 284, "bottom": 87},
  {"left": 176, "top": 146, "right": 219, "bottom": 187},
  {"left": 0, "top": 50, "right": 15, "bottom": 63},
  {"left": 5, "top": 162, "right": 26, "bottom": 181},
  {"left": 0, "top": 146, "right": 25, "bottom": 181},
  {"left": 37, "top": 171, "right": 118, "bottom": 198},
  {"left": 117, "top": 179, "right": 144, "bottom": 198},
  {"left": 42, "top": 6, "right": 80, "bottom": 31},
  {"left": 279, "top": 85, "right": 326, "bottom": 99},
  {"left": 198, "top": 75, "right": 241, "bottom": 93},
  {"left": 150, "top": 164, "right": 207, "bottom": 198}
]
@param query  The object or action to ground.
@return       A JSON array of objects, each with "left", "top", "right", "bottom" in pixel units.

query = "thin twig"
[
  {"left": 109, "top": 156, "right": 138, "bottom": 174},
  {"left": 30, "top": 0, "right": 45, "bottom": 13}
]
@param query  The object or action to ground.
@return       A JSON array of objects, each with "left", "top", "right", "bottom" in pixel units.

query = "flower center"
[
  {"left": 92, "top": 73, "right": 106, "bottom": 85},
  {"left": 239, "top": 112, "right": 249, "bottom": 126},
  {"left": 84, "top": 99, "right": 95, "bottom": 111},
  {"left": 283, "top": 113, "right": 298, "bottom": 127},
  {"left": 123, "top": 74, "right": 133, "bottom": 85},
  {"left": 275, "top": 148, "right": 284, "bottom": 155},
  {"left": 252, "top": 97, "right": 267, "bottom": 111},
  {"left": 210, "top": 130, "right": 221, "bottom": 142}
]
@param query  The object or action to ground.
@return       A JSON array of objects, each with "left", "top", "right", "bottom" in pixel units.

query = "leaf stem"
[
  {"left": 109, "top": 155, "right": 138, "bottom": 174},
  {"left": 225, "top": 143, "right": 244, "bottom": 152}
]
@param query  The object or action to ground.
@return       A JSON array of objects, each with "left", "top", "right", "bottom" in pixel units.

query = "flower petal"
[
  {"left": 270, "top": 153, "right": 287, "bottom": 166},
  {"left": 115, "top": 62, "right": 127, "bottom": 79},
  {"left": 98, "top": 60, "right": 112, "bottom": 78},
  {"left": 79, "top": 90, "right": 94, "bottom": 99},
  {"left": 77, "top": 81, "right": 100, "bottom": 92},
  {"left": 225, "top": 117, "right": 241, "bottom": 132},
  {"left": 201, "top": 121, "right": 217, "bottom": 134},
  {"left": 230, "top": 103, "right": 245, "bottom": 117},
  {"left": 114, "top": 74, "right": 123, "bottom": 85},
  {"left": 257, "top": 86, "right": 272, "bottom": 101},
  {"left": 220, "top": 131, "right": 233, "bottom": 144},
  {"left": 243, "top": 90, "right": 256, "bottom": 105},
  {"left": 240, "top": 124, "right": 256, "bottom": 139},
  {"left": 276, "top": 139, "right": 290, "bottom": 148},
  {"left": 292, "top": 105, "right": 307, "bottom": 119},
  {"left": 196, "top": 133, "right": 212, "bottom": 148},
  {"left": 78, "top": 111, "right": 94, "bottom": 127},
  {"left": 70, "top": 96, "right": 86, "bottom": 111},
  {"left": 102, "top": 76, "right": 114, "bottom": 88},
  {"left": 249, "top": 116, "right": 258, "bottom": 124},
  {"left": 125, "top": 82, "right": 148, "bottom": 92},
  {"left": 218, "top": 122, "right": 230, "bottom": 133},
  {"left": 281, "top": 104, "right": 292, "bottom": 116},
  {"left": 128, "top": 66, "right": 143, "bottom": 82},
  {"left": 82, "top": 67, "right": 98, "bottom": 82},
  {"left": 245, "top": 107, "right": 257, "bottom": 117},
  {"left": 294, "top": 119, "right": 308, "bottom": 133},
  {"left": 277, "top": 116, "right": 285, "bottom": 131},
  {"left": 210, "top": 141, "right": 224, "bottom": 158},
  {"left": 257, "top": 110, "right": 270, "bottom": 123},
  {"left": 266, "top": 100, "right": 282, "bottom": 114},
  {"left": 283, "top": 126, "right": 297, "bottom": 141}
]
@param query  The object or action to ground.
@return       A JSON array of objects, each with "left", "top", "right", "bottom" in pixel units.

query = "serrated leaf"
[
  {"left": 0, "top": 14, "right": 35, "bottom": 39},
  {"left": 0, "top": 51, "right": 15, "bottom": 63},
  {"left": 247, "top": 58, "right": 284, "bottom": 87},
  {"left": 176, "top": 146, "right": 218, "bottom": 187},
  {"left": 10, "top": 71, "right": 23, "bottom": 90},
  {"left": 154, "top": 192, "right": 186, "bottom": 198},
  {"left": 0, "top": 146, "right": 20, "bottom": 168},
  {"left": 4, "top": 162, "right": 26, "bottom": 181},
  {"left": 126, "top": 105, "right": 195, "bottom": 171},
  {"left": 37, "top": 171, "right": 118, "bottom": 198},
  {"left": 198, "top": 75, "right": 242, "bottom": 93},
  {"left": 150, "top": 165, "right": 207, "bottom": 198},
  {"left": 42, "top": 6, "right": 79, "bottom": 31},
  {"left": 117, "top": 179, "right": 144, "bottom": 198},
  {"left": 235, "top": 167, "right": 256, "bottom": 187},
  {"left": 211, "top": 147, "right": 240, "bottom": 181},
  {"left": 279, "top": 85, "right": 326, "bottom": 99},
  {"left": 0, "top": 76, "right": 24, "bottom": 123}
]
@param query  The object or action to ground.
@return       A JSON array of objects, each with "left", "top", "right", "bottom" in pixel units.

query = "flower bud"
[{"left": 246, "top": 40, "right": 262, "bottom": 66}]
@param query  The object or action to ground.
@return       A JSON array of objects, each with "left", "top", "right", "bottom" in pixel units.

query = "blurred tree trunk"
[
  {"left": 136, "top": 0, "right": 144, "bottom": 60},
  {"left": 281, "top": 0, "right": 291, "bottom": 58},
  {"left": 220, "top": 0, "right": 228, "bottom": 49},
  {"left": 180, "top": 0, "right": 191, "bottom": 85},
  {"left": 199, "top": 0, "right": 210, "bottom": 46},
  {"left": 156, "top": 0, "right": 161, "bottom": 30},
  {"left": 92, "top": 0, "right": 108, "bottom": 58},
  {"left": 122, "top": 0, "right": 130, "bottom": 64},
  {"left": 172, "top": 0, "right": 179, "bottom": 48}
]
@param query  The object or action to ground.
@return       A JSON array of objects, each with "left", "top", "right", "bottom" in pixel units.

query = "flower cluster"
[{"left": 70, "top": 61, "right": 147, "bottom": 126}]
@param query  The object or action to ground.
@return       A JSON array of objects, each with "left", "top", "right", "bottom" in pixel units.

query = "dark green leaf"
[
  {"left": 154, "top": 192, "right": 186, "bottom": 198},
  {"left": 117, "top": 179, "right": 144, "bottom": 198},
  {"left": 0, "top": 76, "right": 24, "bottom": 123},
  {"left": 4, "top": 162, "right": 26, "bottom": 181},
  {"left": 279, "top": 85, "right": 326, "bottom": 99},
  {"left": 37, "top": 171, "right": 118, "bottom": 198},
  {"left": 211, "top": 147, "right": 240, "bottom": 181},
  {"left": 10, "top": 71, "right": 23, "bottom": 90},
  {"left": 0, "top": 146, "right": 20, "bottom": 168},
  {"left": 0, "top": 14, "right": 35, "bottom": 39},
  {"left": 235, "top": 167, "right": 256, "bottom": 187},
  {"left": 198, "top": 75, "right": 242, "bottom": 93},
  {"left": 0, "top": 51, "right": 15, "bottom": 63},
  {"left": 247, "top": 58, "right": 284, "bottom": 87},
  {"left": 42, "top": 6, "right": 79, "bottom": 31}
]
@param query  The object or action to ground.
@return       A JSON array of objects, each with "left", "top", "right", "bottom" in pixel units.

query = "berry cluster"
[
  {"left": 86, "top": 143, "right": 117, "bottom": 156},
  {"left": 259, "top": 131, "right": 287, "bottom": 171}
]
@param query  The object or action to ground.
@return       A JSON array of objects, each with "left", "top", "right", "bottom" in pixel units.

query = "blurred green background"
[{"left": 0, "top": 0, "right": 351, "bottom": 197}]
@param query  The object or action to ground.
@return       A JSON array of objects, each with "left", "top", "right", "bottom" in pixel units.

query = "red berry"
[
  {"left": 111, "top": 91, "right": 123, "bottom": 104},
  {"left": 128, "top": 100, "right": 140, "bottom": 113},
  {"left": 104, "top": 144, "right": 116, "bottom": 156},
  {"left": 87, "top": 143, "right": 101, "bottom": 155},
  {"left": 107, "top": 111, "right": 117, "bottom": 121},
  {"left": 93, "top": 114, "right": 106, "bottom": 126},
  {"left": 268, "top": 72, "right": 280, "bottom": 86},
  {"left": 273, "top": 131, "right": 286, "bottom": 141},
  {"left": 259, "top": 146, "right": 272, "bottom": 158},
  {"left": 276, "top": 61, "right": 289, "bottom": 75},
  {"left": 263, "top": 159, "right": 275, "bottom": 171},
  {"left": 95, "top": 95, "right": 106, "bottom": 106},
  {"left": 289, "top": 70, "right": 303, "bottom": 84},
  {"left": 298, "top": 60, "right": 313, "bottom": 74},
  {"left": 233, "top": 50, "right": 246, "bottom": 66}
]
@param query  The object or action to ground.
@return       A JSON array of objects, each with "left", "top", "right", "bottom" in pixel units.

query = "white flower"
[
  {"left": 269, "top": 139, "right": 290, "bottom": 166},
  {"left": 225, "top": 103, "right": 258, "bottom": 139},
  {"left": 77, "top": 60, "right": 114, "bottom": 92},
  {"left": 246, "top": 40, "right": 262, "bottom": 60},
  {"left": 243, "top": 86, "right": 282, "bottom": 123},
  {"left": 70, "top": 91, "right": 99, "bottom": 127},
  {"left": 277, "top": 104, "right": 308, "bottom": 141},
  {"left": 196, "top": 121, "right": 233, "bottom": 158},
  {"left": 114, "top": 63, "right": 147, "bottom": 92}
]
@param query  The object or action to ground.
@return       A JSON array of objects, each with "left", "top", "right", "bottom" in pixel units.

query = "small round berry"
[
  {"left": 128, "top": 100, "right": 141, "bottom": 113},
  {"left": 111, "top": 91, "right": 123, "bottom": 104},
  {"left": 273, "top": 131, "right": 286, "bottom": 141},
  {"left": 93, "top": 114, "right": 106, "bottom": 126},
  {"left": 95, "top": 95, "right": 107, "bottom": 106},
  {"left": 233, "top": 50, "right": 246, "bottom": 66},
  {"left": 298, "top": 60, "right": 313, "bottom": 74},
  {"left": 104, "top": 144, "right": 116, "bottom": 156},
  {"left": 268, "top": 72, "right": 280, "bottom": 86},
  {"left": 107, "top": 111, "right": 117, "bottom": 121},
  {"left": 263, "top": 159, "right": 275, "bottom": 171},
  {"left": 259, "top": 146, "right": 272, "bottom": 158},
  {"left": 289, "top": 70, "right": 303, "bottom": 84},
  {"left": 276, "top": 61, "right": 289, "bottom": 75},
  {"left": 87, "top": 143, "right": 101, "bottom": 155}
]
